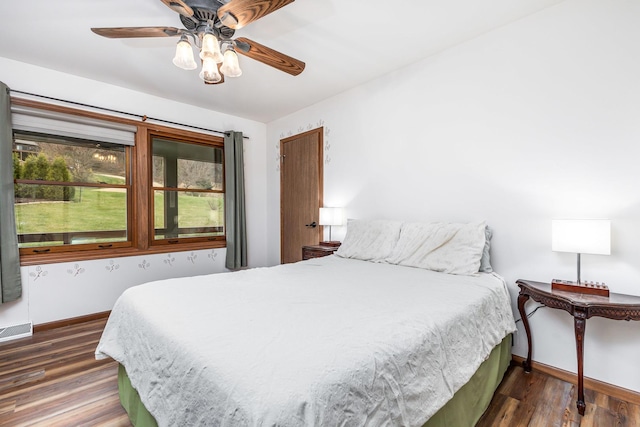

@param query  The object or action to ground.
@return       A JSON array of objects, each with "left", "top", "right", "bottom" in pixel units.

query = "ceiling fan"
[{"left": 91, "top": 0, "right": 305, "bottom": 85}]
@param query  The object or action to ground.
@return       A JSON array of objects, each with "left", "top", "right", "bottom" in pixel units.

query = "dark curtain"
[
  {"left": 0, "top": 82, "right": 22, "bottom": 303},
  {"left": 224, "top": 131, "right": 247, "bottom": 270}
]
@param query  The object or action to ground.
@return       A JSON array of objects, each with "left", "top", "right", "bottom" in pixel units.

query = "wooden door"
[{"left": 280, "top": 128, "right": 323, "bottom": 263}]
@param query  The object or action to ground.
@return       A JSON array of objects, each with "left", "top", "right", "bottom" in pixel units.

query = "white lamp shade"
[
  {"left": 220, "top": 49, "right": 242, "bottom": 77},
  {"left": 552, "top": 219, "right": 611, "bottom": 255},
  {"left": 172, "top": 37, "right": 197, "bottom": 70},
  {"left": 319, "top": 207, "right": 344, "bottom": 226},
  {"left": 200, "top": 33, "right": 224, "bottom": 63},
  {"left": 199, "top": 56, "right": 222, "bottom": 83}
]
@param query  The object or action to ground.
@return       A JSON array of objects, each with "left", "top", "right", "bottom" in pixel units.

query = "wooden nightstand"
[
  {"left": 302, "top": 244, "right": 340, "bottom": 260},
  {"left": 516, "top": 279, "right": 640, "bottom": 416}
]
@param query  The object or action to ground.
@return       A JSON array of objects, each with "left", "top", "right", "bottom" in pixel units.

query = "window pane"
[
  {"left": 15, "top": 184, "right": 128, "bottom": 247},
  {"left": 13, "top": 131, "right": 130, "bottom": 251},
  {"left": 153, "top": 191, "right": 224, "bottom": 240},
  {"left": 152, "top": 138, "right": 223, "bottom": 190},
  {"left": 151, "top": 136, "right": 224, "bottom": 243},
  {"left": 178, "top": 158, "right": 223, "bottom": 190},
  {"left": 152, "top": 155, "right": 165, "bottom": 187},
  {"left": 14, "top": 132, "right": 126, "bottom": 184}
]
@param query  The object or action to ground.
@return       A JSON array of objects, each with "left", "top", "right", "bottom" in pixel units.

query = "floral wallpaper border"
[
  {"left": 26, "top": 248, "right": 222, "bottom": 285},
  {"left": 276, "top": 120, "right": 332, "bottom": 172}
]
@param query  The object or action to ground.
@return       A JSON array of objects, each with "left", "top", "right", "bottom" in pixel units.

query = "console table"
[{"left": 516, "top": 279, "right": 640, "bottom": 416}]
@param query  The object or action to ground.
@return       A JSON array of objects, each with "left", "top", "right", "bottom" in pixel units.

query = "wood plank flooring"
[
  {"left": 477, "top": 365, "right": 640, "bottom": 427},
  {"left": 0, "top": 318, "right": 130, "bottom": 426},
  {"left": 1, "top": 318, "right": 639, "bottom": 426}
]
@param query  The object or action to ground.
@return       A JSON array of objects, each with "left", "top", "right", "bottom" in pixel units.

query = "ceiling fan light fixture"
[
  {"left": 220, "top": 47, "right": 242, "bottom": 77},
  {"left": 200, "top": 32, "right": 224, "bottom": 64},
  {"left": 172, "top": 35, "right": 197, "bottom": 70},
  {"left": 94, "top": 0, "right": 305, "bottom": 84},
  {"left": 199, "top": 56, "right": 222, "bottom": 84}
]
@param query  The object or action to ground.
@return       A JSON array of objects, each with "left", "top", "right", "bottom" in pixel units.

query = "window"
[
  {"left": 150, "top": 134, "right": 225, "bottom": 245},
  {"left": 13, "top": 132, "right": 131, "bottom": 253},
  {"left": 12, "top": 99, "right": 226, "bottom": 264}
]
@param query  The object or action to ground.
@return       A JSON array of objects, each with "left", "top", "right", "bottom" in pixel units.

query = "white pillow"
[
  {"left": 479, "top": 226, "right": 493, "bottom": 273},
  {"left": 386, "top": 221, "right": 487, "bottom": 275},
  {"left": 335, "top": 219, "right": 402, "bottom": 262}
]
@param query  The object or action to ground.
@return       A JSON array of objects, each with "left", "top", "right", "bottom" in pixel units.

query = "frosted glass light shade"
[
  {"left": 319, "top": 207, "right": 344, "bottom": 226},
  {"left": 172, "top": 36, "right": 197, "bottom": 70},
  {"left": 199, "top": 56, "right": 222, "bottom": 83},
  {"left": 220, "top": 49, "right": 242, "bottom": 77},
  {"left": 552, "top": 219, "right": 611, "bottom": 255},
  {"left": 200, "top": 33, "right": 224, "bottom": 63}
]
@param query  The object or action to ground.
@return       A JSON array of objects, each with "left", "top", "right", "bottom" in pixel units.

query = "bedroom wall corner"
[{"left": 266, "top": 0, "right": 640, "bottom": 393}]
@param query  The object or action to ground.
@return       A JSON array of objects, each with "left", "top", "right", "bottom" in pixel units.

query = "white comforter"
[{"left": 96, "top": 256, "right": 516, "bottom": 427}]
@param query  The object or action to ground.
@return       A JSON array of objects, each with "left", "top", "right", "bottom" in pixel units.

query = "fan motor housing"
[{"left": 180, "top": 0, "right": 235, "bottom": 39}]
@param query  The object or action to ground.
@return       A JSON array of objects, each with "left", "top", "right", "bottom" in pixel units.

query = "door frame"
[{"left": 279, "top": 127, "right": 324, "bottom": 263}]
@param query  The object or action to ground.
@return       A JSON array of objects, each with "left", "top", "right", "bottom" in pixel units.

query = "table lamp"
[
  {"left": 551, "top": 219, "right": 611, "bottom": 295},
  {"left": 319, "top": 207, "right": 343, "bottom": 247}
]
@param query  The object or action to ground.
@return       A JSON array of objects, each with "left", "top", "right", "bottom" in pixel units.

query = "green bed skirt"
[
  {"left": 118, "top": 335, "right": 511, "bottom": 427},
  {"left": 118, "top": 363, "right": 158, "bottom": 427},
  {"left": 422, "top": 335, "right": 511, "bottom": 427}
]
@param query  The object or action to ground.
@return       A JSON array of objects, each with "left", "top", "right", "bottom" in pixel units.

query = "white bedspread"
[{"left": 96, "top": 256, "right": 516, "bottom": 427}]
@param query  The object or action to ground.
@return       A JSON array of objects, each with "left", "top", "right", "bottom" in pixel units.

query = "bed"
[{"left": 96, "top": 220, "right": 516, "bottom": 426}]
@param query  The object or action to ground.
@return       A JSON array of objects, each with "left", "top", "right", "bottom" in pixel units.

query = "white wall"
[
  {"left": 21, "top": 249, "right": 228, "bottom": 325},
  {"left": 0, "top": 57, "right": 268, "bottom": 327},
  {"left": 266, "top": 0, "right": 640, "bottom": 392}
]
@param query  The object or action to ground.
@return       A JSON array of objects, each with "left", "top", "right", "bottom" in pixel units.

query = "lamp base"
[
  {"left": 319, "top": 241, "right": 341, "bottom": 248},
  {"left": 551, "top": 279, "right": 610, "bottom": 297}
]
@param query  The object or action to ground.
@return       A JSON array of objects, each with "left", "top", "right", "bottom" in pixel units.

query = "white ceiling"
[{"left": 0, "top": 0, "right": 565, "bottom": 123}]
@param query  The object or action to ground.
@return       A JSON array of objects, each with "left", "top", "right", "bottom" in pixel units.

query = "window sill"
[{"left": 19, "top": 240, "right": 226, "bottom": 266}]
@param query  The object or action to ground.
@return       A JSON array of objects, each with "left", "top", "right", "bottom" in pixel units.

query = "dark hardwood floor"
[
  {"left": 477, "top": 365, "right": 640, "bottom": 427},
  {"left": 1, "top": 319, "right": 638, "bottom": 426},
  {"left": 0, "top": 318, "right": 130, "bottom": 427}
]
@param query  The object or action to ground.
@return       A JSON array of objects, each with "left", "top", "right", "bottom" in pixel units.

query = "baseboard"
[
  {"left": 512, "top": 355, "right": 640, "bottom": 406},
  {"left": 34, "top": 311, "right": 111, "bottom": 333}
]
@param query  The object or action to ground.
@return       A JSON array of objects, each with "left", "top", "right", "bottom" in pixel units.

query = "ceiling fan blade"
[
  {"left": 235, "top": 37, "right": 305, "bottom": 76},
  {"left": 218, "top": 0, "right": 294, "bottom": 29},
  {"left": 91, "top": 27, "right": 182, "bottom": 38},
  {"left": 160, "top": 0, "right": 194, "bottom": 17}
]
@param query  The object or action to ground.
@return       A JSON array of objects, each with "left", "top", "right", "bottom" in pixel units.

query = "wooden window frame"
[
  {"left": 13, "top": 98, "right": 226, "bottom": 266},
  {"left": 146, "top": 129, "right": 226, "bottom": 248}
]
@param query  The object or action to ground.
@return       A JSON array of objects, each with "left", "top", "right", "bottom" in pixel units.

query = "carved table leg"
[
  {"left": 574, "top": 311, "right": 587, "bottom": 416},
  {"left": 517, "top": 292, "right": 532, "bottom": 373}
]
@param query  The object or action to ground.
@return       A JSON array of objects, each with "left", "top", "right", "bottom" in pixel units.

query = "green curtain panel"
[
  {"left": 224, "top": 131, "right": 247, "bottom": 270},
  {"left": 0, "top": 82, "right": 22, "bottom": 303}
]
